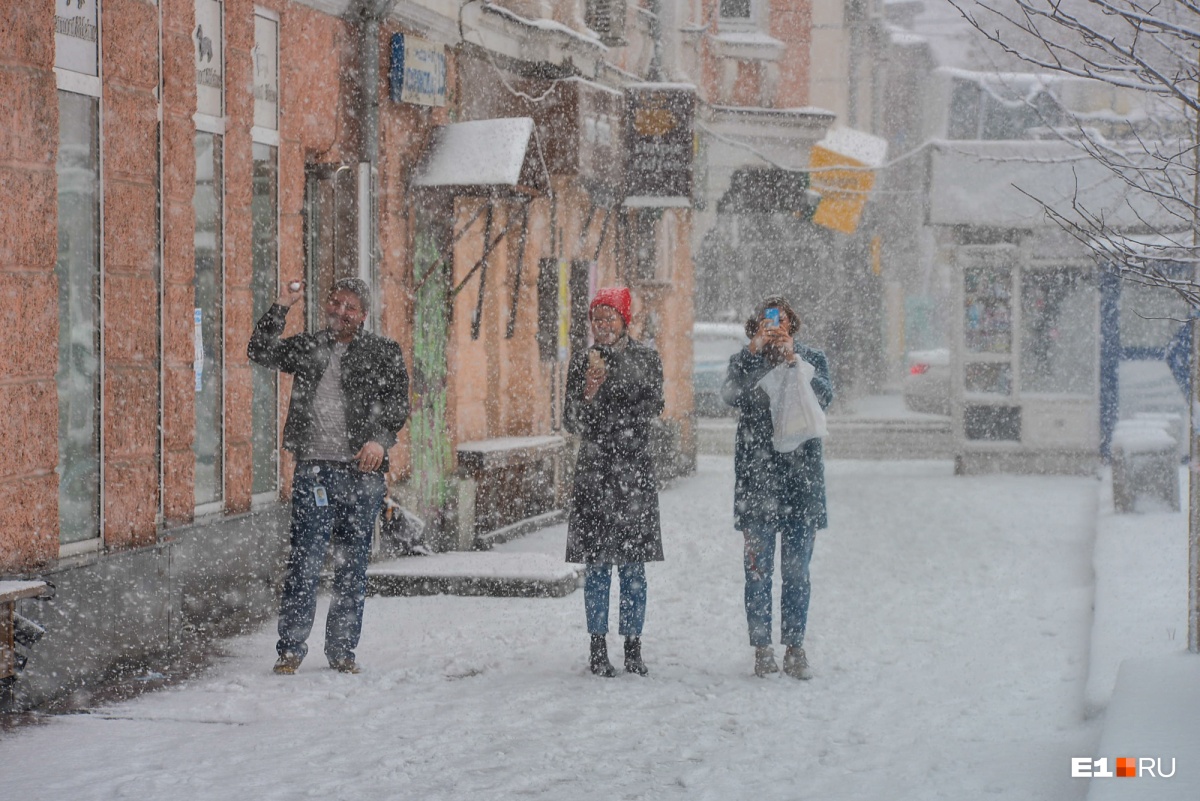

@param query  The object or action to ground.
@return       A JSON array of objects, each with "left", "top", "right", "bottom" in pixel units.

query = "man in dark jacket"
[{"left": 248, "top": 277, "right": 409, "bottom": 675}]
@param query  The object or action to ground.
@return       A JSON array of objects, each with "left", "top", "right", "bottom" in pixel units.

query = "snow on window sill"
[{"left": 712, "top": 30, "right": 785, "bottom": 62}]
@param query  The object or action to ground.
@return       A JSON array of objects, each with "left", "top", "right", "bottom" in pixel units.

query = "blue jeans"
[
  {"left": 278, "top": 461, "right": 387, "bottom": 664},
  {"left": 584, "top": 563, "right": 646, "bottom": 637},
  {"left": 743, "top": 519, "right": 816, "bottom": 648}
]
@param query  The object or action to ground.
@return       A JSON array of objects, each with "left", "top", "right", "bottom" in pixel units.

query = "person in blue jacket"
[{"left": 722, "top": 296, "right": 833, "bottom": 679}]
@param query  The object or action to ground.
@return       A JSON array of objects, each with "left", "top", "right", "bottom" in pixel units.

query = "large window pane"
[
  {"left": 964, "top": 265, "right": 1012, "bottom": 354},
  {"left": 56, "top": 90, "right": 101, "bottom": 544},
  {"left": 1020, "top": 267, "right": 1095, "bottom": 394},
  {"left": 251, "top": 143, "right": 278, "bottom": 495},
  {"left": 194, "top": 133, "right": 223, "bottom": 506}
]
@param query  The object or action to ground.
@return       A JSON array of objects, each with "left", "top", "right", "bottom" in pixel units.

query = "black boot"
[
  {"left": 624, "top": 636, "right": 648, "bottom": 676},
  {"left": 589, "top": 635, "right": 617, "bottom": 677}
]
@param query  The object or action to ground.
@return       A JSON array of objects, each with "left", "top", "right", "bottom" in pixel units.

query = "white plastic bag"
[{"left": 757, "top": 360, "right": 827, "bottom": 452}]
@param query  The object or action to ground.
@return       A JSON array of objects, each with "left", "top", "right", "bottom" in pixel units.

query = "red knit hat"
[{"left": 589, "top": 287, "right": 632, "bottom": 327}]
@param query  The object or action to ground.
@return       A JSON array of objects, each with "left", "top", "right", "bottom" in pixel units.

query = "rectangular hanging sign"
[{"left": 389, "top": 34, "right": 447, "bottom": 107}]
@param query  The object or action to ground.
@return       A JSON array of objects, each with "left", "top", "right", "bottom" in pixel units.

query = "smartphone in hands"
[{"left": 764, "top": 307, "right": 781, "bottom": 329}]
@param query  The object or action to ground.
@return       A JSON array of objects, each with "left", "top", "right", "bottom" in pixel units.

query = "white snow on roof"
[
  {"left": 480, "top": 3, "right": 605, "bottom": 49},
  {"left": 628, "top": 82, "right": 699, "bottom": 91},
  {"left": 815, "top": 127, "right": 888, "bottom": 167},
  {"left": 927, "top": 140, "right": 1185, "bottom": 229},
  {"left": 412, "top": 118, "right": 536, "bottom": 188}
]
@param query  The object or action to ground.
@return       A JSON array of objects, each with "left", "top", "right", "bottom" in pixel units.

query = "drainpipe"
[
  {"left": 353, "top": 0, "right": 394, "bottom": 331},
  {"left": 647, "top": 0, "right": 664, "bottom": 81}
]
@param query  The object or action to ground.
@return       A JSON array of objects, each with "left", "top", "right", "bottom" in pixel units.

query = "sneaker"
[
  {"left": 329, "top": 657, "right": 361, "bottom": 674},
  {"left": 273, "top": 654, "right": 303, "bottom": 675},
  {"left": 782, "top": 646, "right": 811, "bottom": 680},
  {"left": 753, "top": 646, "right": 779, "bottom": 678}
]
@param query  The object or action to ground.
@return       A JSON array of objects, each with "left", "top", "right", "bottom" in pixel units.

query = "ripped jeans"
[{"left": 742, "top": 519, "right": 816, "bottom": 648}]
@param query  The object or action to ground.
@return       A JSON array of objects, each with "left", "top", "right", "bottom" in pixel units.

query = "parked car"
[
  {"left": 903, "top": 348, "right": 951, "bottom": 415},
  {"left": 693, "top": 322, "right": 748, "bottom": 417}
]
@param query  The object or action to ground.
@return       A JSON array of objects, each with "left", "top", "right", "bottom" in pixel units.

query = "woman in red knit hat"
[{"left": 563, "top": 287, "right": 665, "bottom": 677}]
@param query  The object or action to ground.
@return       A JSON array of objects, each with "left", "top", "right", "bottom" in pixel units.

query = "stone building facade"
[{"left": 0, "top": 0, "right": 802, "bottom": 707}]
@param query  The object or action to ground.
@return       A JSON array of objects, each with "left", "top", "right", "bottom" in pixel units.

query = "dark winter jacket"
[
  {"left": 247, "top": 304, "right": 409, "bottom": 473},
  {"left": 564, "top": 337, "right": 665, "bottom": 564},
  {"left": 722, "top": 343, "right": 833, "bottom": 531}
]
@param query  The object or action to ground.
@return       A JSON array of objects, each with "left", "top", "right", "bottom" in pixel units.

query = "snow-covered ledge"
[
  {"left": 463, "top": 1, "right": 607, "bottom": 66},
  {"left": 712, "top": 30, "right": 785, "bottom": 62}
]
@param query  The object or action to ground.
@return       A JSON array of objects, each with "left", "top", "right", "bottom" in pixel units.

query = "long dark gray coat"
[
  {"left": 564, "top": 338, "right": 665, "bottom": 564},
  {"left": 722, "top": 343, "right": 833, "bottom": 531}
]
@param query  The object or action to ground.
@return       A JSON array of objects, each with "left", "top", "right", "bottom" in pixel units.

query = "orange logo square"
[{"left": 1116, "top": 757, "right": 1137, "bottom": 778}]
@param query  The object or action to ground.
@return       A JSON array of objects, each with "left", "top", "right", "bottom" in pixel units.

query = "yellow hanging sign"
[{"left": 809, "top": 143, "right": 876, "bottom": 235}]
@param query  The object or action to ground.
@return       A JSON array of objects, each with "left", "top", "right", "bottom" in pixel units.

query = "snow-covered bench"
[
  {"left": 1110, "top": 420, "right": 1180, "bottom": 513},
  {"left": 455, "top": 435, "right": 567, "bottom": 549}
]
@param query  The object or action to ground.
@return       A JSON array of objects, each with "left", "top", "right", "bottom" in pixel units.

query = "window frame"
[
  {"left": 249, "top": 6, "right": 281, "bottom": 507},
  {"left": 250, "top": 140, "right": 280, "bottom": 506},
  {"left": 192, "top": 130, "right": 225, "bottom": 515}
]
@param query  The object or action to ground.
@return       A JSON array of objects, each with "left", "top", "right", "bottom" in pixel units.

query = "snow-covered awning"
[{"left": 411, "top": 117, "right": 548, "bottom": 196}]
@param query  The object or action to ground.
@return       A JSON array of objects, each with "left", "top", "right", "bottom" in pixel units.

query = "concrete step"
[{"left": 367, "top": 552, "right": 581, "bottom": 598}]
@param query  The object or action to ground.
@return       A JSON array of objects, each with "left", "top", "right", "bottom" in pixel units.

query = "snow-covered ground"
[{"left": 0, "top": 455, "right": 1191, "bottom": 800}]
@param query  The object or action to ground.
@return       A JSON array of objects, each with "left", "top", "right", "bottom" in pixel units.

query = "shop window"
[
  {"left": 586, "top": 0, "right": 627, "bottom": 46},
  {"left": 55, "top": 90, "right": 102, "bottom": 545},
  {"left": 537, "top": 258, "right": 559, "bottom": 362},
  {"left": 250, "top": 142, "right": 278, "bottom": 497},
  {"left": 194, "top": 133, "right": 224, "bottom": 507},
  {"left": 964, "top": 265, "right": 1012, "bottom": 354},
  {"left": 1020, "top": 267, "right": 1095, "bottom": 394},
  {"left": 569, "top": 260, "right": 592, "bottom": 359}
]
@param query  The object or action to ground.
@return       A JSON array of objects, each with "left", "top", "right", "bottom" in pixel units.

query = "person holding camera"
[
  {"left": 563, "top": 287, "right": 665, "bottom": 677},
  {"left": 721, "top": 296, "right": 833, "bottom": 679},
  {"left": 248, "top": 277, "right": 409, "bottom": 676}
]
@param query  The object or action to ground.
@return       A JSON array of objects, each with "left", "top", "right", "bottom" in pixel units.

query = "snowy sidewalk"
[
  {"left": 1084, "top": 467, "right": 1200, "bottom": 799},
  {"left": 0, "top": 456, "right": 1112, "bottom": 800}
]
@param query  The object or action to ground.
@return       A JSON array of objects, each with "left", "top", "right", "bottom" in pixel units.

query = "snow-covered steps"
[{"left": 366, "top": 552, "right": 582, "bottom": 598}]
